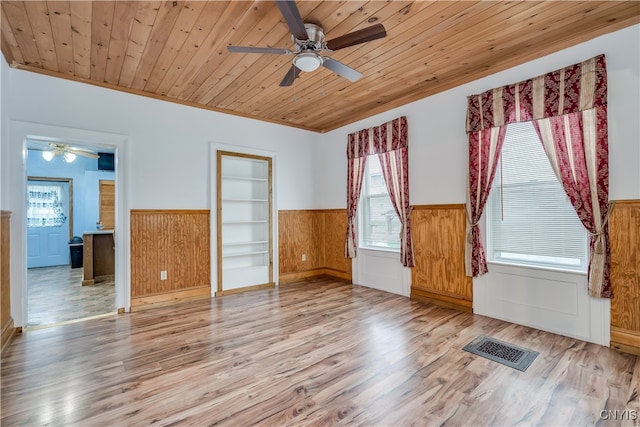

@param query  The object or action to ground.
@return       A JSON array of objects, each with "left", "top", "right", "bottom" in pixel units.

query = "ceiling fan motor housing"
[{"left": 293, "top": 23, "right": 326, "bottom": 51}]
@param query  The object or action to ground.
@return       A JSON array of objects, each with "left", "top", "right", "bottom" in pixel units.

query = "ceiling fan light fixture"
[
  {"left": 42, "top": 151, "right": 55, "bottom": 161},
  {"left": 227, "top": 2, "right": 387, "bottom": 87},
  {"left": 293, "top": 52, "right": 322, "bottom": 72},
  {"left": 63, "top": 152, "right": 77, "bottom": 163}
]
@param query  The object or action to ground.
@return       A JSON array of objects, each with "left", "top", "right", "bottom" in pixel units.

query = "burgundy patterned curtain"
[
  {"left": 533, "top": 110, "right": 612, "bottom": 298},
  {"left": 465, "top": 126, "right": 507, "bottom": 277},
  {"left": 346, "top": 116, "right": 414, "bottom": 267},
  {"left": 465, "top": 54, "right": 611, "bottom": 298},
  {"left": 345, "top": 155, "right": 366, "bottom": 259},
  {"left": 378, "top": 144, "right": 414, "bottom": 267}
]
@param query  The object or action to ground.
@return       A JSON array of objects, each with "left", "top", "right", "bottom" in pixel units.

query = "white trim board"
[
  {"left": 9, "top": 120, "right": 131, "bottom": 325},
  {"left": 209, "top": 142, "right": 279, "bottom": 292}
]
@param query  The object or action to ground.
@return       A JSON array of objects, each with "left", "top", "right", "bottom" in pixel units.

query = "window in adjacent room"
[
  {"left": 26, "top": 183, "right": 67, "bottom": 228},
  {"left": 359, "top": 154, "right": 400, "bottom": 251},
  {"left": 486, "top": 121, "right": 587, "bottom": 271}
]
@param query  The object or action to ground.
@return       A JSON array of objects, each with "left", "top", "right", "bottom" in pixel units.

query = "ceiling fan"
[
  {"left": 31, "top": 143, "right": 99, "bottom": 162},
  {"left": 227, "top": 0, "right": 387, "bottom": 87}
]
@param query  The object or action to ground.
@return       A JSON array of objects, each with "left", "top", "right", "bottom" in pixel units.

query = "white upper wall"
[
  {"left": 4, "top": 69, "right": 321, "bottom": 210},
  {"left": 318, "top": 24, "right": 640, "bottom": 208},
  {"left": 2, "top": 24, "right": 638, "bottom": 212},
  {"left": 0, "top": 56, "right": 8, "bottom": 209}
]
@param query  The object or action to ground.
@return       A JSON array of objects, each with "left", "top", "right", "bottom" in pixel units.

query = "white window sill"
[
  {"left": 359, "top": 246, "right": 400, "bottom": 255},
  {"left": 487, "top": 260, "right": 587, "bottom": 276}
]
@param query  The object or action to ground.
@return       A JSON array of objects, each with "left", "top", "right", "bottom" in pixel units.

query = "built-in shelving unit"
[{"left": 217, "top": 151, "right": 273, "bottom": 293}]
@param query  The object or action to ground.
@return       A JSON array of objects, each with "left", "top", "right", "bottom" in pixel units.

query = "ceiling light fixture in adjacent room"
[
  {"left": 63, "top": 152, "right": 76, "bottom": 163},
  {"left": 42, "top": 151, "right": 54, "bottom": 161}
]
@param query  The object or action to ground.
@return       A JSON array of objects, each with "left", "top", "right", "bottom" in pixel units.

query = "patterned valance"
[
  {"left": 466, "top": 54, "right": 607, "bottom": 133},
  {"left": 347, "top": 116, "right": 408, "bottom": 159}
]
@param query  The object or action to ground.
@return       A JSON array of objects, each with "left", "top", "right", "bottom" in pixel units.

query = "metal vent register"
[{"left": 463, "top": 335, "right": 539, "bottom": 371}]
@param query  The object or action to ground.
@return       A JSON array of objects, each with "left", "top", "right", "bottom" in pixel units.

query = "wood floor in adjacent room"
[
  {"left": 1, "top": 277, "right": 638, "bottom": 426},
  {"left": 27, "top": 265, "right": 115, "bottom": 328}
]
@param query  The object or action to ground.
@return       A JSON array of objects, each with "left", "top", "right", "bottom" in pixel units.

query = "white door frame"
[
  {"left": 9, "top": 120, "right": 131, "bottom": 327},
  {"left": 209, "top": 142, "right": 278, "bottom": 294}
]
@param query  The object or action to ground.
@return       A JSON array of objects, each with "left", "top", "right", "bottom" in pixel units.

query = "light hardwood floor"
[
  {"left": 2, "top": 277, "right": 638, "bottom": 426},
  {"left": 27, "top": 265, "right": 115, "bottom": 328}
]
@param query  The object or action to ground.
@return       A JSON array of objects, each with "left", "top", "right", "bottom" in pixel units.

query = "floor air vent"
[{"left": 463, "top": 335, "right": 539, "bottom": 371}]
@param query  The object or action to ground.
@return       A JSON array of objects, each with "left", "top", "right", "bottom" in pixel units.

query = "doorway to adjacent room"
[{"left": 25, "top": 142, "right": 117, "bottom": 329}]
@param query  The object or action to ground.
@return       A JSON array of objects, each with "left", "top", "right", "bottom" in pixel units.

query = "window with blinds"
[
  {"left": 486, "top": 121, "right": 587, "bottom": 271},
  {"left": 360, "top": 155, "right": 400, "bottom": 251}
]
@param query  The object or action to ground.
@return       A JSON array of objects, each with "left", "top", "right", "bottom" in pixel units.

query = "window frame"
[
  {"left": 484, "top": 122, "right": 588, "bottom": 274},
  {"left": 27, "top": 183, "right": 66, "bottom": 227},
  {"left": 358, "top": 154, "right": 401, "bottom": 253},
  {"left": 26, "top": 176, "right": 74, "bottom": 240}
]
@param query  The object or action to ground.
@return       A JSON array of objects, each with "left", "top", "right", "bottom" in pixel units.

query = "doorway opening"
[{"left": 25, "top": 140, "right": 117, "bottom": 329}]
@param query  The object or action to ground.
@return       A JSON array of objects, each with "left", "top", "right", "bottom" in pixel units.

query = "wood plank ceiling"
[{"left": 1, "top": 1, "right": 638, "bottom": 133}]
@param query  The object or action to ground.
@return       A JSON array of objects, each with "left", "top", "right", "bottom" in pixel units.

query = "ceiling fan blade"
[
  {"left": 69, "top": 149, "right": 99, "bottom": 159},
  {"left": 227, "top": 45, "right": 291, "bottom": 55},
  {"left": 279, "top": 65, "right": 301, "bottom": 87},
  {"left": 67, "top": 146, "right": 99, "bottom": 159},
  {"left": 322, "top": 58, "right": 362, "bottom": 82},
  {"left": 68, "top": 145, "right": 94, "bottom": 152},
  {"left": 326, "top": 24, "right": 387, "bottom": 51},
  {"left": 275, "top": 0, "right": 308, "bottom": 41}
]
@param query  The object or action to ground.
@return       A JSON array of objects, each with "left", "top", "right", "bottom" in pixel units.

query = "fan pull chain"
[
  {"left": 321, "top": 77, "right": 325, "bottom": 97},
  {"left": 292, "top": 68, "right": 298, "bottom": 102}
]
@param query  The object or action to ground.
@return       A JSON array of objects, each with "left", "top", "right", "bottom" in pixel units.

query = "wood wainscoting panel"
[
  {"left": 278, "top": 209, "right": 351, "bottom": 283},
  {"left": 1, "top": 211, "right": 15, "bottom": 353},
  {"left": 610, "top": 200, "right": 640, "bottom": 355},
  {"left": 410, "top": 204, "right": 472, "bottom": 312},
  {"left": 278, "top": 210, "right": 324, "bottom": 275},
  {"left": 130, "top": 210, "right": 210, "bottom": 307},
  {"left": 322, "top": 210, "right": 352, "bottom": 280}
]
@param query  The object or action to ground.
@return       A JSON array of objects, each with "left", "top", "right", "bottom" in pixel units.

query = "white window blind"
[
  {"left": 360, "top": 155, "right": 400, "bottom": 251},
  {"left": 487, "top": 121, "right": 587, "bottom": 271}
]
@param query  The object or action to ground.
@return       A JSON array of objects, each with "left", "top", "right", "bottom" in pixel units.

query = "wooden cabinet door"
[{"left": 99, "top": 180, "right": 115, "bottom": 230}]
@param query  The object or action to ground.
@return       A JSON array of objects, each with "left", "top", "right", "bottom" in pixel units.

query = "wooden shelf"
[
  {"left": 223, "top": 240, "right": 268, "bottom": 247},
  {"left": 222, "top": 250, "right": 268, "bottom": 258},
  {"left": 221, "top": 175, "right": 268, "bottom": 182},
  {"left": 222, "top": 198, "right": 268, "bottom": 202},
  {"left": 222, "top": 220, "right": 267, "bottom": 225},
  {"left": 222, "top": 265, "right": 267, "bottom": 272}
]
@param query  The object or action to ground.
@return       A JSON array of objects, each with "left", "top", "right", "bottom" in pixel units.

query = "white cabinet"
[{"left": 217, "top": 152, "right": 273, "bottom": 293}]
